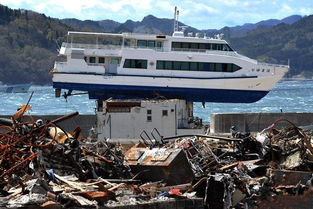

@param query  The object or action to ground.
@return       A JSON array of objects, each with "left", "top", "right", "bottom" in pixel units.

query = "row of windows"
[
  {"left": 137, "top": 40, "right": 163, "bottom": 48},
  {"left": 252, "top": 68, "right": 271, "bottom": 72},
  {"left": 84, "top": 57, "right": 120, "bottom": 64},
  {"left": 123, "top": 59, "right": 147, "bottom": 69},
  {"left": 146, "top": 109, "right": 169, "bottom": 122},
  {"left": 84, "top": 56, "right": 105, "bottom": 64},
  {"left": 156, "top": 61, "right": 241, "bottom": 72},
  {"left": 172, "top": 42, "right": 233, "bottom": 51}
]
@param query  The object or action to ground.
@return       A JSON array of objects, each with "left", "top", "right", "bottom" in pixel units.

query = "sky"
[{"left": 0, "top": 0, "right": 313, "bottom": 29}]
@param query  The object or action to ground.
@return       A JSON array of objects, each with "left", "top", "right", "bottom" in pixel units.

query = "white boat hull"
[{"left": 52, "top": 73, "right": 283, "bottom": 103}]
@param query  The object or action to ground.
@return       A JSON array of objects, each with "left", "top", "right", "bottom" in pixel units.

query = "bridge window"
[
  {"left": 147, "top": 40, "right": 155, "bottom": 48},
  {"left": 172, "top": 42, "right": 233, "bottom": 51},
  {"left": 137, "top": 40, "right": 156, "bottom": 48},
  {"left": 156, "top": 41, "right": 162, "bottom": 48},
  {"left": 156, "top": 60, "right": 241, "bottom": 72},
  {"left": 98, "top": 57, "right": 105, "bottom": 63},
  {"left": 123, "top": 59, "right": 147, "bottom": 69},
  {"left": 89, "top": 57, "right": 96, "bottom": 63},
  {"left": 137, "top": 40, "right": 147, "bottom": 47}
]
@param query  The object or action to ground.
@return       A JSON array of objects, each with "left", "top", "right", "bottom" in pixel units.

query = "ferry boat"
[{"left": 51, "top": 9, "right": 289, "bottom": 103}]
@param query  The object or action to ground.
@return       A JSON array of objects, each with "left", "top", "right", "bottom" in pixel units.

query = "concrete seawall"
[
  {"left": 211, "top": 112, "right": 313, "bottom": 133},
  {"left": 0, "top": 114, "right": 96, "bottom": 137}
]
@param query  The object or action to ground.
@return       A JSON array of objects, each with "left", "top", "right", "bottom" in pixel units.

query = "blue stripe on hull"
[{"left": 53, "top": 82, "right": 269, "bottom": 103}]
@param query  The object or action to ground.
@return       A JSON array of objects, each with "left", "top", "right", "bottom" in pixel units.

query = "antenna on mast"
[{"left": 173, "top": 6, "right": 179, "bottom": 32}]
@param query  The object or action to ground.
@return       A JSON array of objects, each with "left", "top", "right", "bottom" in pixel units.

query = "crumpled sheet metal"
[
  {"left": 269, "top": 169, "right": 313, "bottom": 186},
  {"left": 256, "top": 189, "right": 313, "bottom": 209},
  {"left": 125, "top": 146, "right": 194, "bottom": 185}
]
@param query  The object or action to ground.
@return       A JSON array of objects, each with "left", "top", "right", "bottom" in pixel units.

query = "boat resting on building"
[{"left": 51, "top": 11, "right": 289, "bottom": 103}]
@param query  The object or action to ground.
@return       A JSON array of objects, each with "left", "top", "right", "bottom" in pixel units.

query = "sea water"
[{"left": 1, "top": 80, "right": 313, "bottom": 123}]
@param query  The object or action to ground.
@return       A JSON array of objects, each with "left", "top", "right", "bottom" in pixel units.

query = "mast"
[{"left": 173, "top": 6, "right": 179, "bottom": 33}]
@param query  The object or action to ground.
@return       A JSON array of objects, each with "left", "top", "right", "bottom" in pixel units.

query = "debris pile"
[{"left": 1, "top": 106, "right": 313, "bottom": 209}]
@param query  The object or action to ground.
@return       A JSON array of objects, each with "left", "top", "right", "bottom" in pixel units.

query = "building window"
[
  {"left": 89, "top": 57, "right": 96, "bottom": 63},
  {"left": 99, "top": 57, "right": 105, "bottom": 63},
  {"left": 162, "top": 110, "right": 168, "bottom": 116},
  {"left": 147, "top": 109, "right": 152, "bottom": 122},
  {"left": 123, "top": 59, "right": 147, "bottom": 69}
]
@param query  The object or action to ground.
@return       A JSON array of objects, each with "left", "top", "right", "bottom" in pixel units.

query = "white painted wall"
[{"left": 96, "top": 99, "right": 203, "bottom": 141}]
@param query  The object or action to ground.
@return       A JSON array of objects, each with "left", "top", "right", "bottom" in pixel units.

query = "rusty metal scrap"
[{"left": 1, "top": 110, "right": 313, "bottom": 209}]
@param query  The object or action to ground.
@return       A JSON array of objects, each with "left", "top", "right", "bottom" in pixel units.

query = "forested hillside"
[
  {"left": 0, "top": 5, "right": 71, "bottom": 84},
  {"left": 229, "top": 15, "right": 313, "bottom": 77}
]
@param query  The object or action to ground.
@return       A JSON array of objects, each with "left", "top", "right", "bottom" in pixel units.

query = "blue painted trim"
[
  {"left": 53, "top": 82, "right": 269, "bottom": 103},
  {"left": 53, "top": 72, "right": 258, "bottom": 80}
]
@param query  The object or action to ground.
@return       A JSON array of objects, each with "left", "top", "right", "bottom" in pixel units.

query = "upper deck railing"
[
  {"left": 62, "top": 42, "right": 287, "bottom": 65},
  {"left": 62, "top": 43, "right": 122, "bottom": 50}
]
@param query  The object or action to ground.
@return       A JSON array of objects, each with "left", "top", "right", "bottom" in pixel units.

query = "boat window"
[
  {"left": 89, "top": 57, "right": 96, "bottom": 63},
  {"left": 173, "top": 61, "right": 181, "bottom": 70},
  {"left": 147, "top": 41, "right": 155, "bottom": 48},
  {"left": 156, "top": 41, "right": 162, "bottom": 48},
  {"left": 99, "top": 57, "right": 105, "bottom": 64},
  {"left": 212, "top": 44, "right": 217, "bottom": 50},
  {"left": 215, "top": 63, "right": 222, "bottom": 72},
  {"left": 165, "top": 61, "right": 172, "bottom": 70},
  {"left": 182, "top": 42, "right": 189, "bottom": 49},
  {"left": 84, "top": 57, "right": 87, "bottom": 62},
  {"left": 124, "top": 39, "right": 131, "bottom": 46},
  {"left": 199, "top": 43, "right": 206, "bottom": 49},
  {"left": 162, "top": 110, "right": 168, "bottom": 116},
  {"left": 171, "top": 42, "right": 233, "bottom": 51},
  {"left": 226, "top": 44, "right": 233, "bottom": 51},
  {"left": 181, "top": 62, "right": 189, "bottom": 70},
  {"left": 267, "top": 69, "right": 270, "bottom": 72},
  {"left": 209, "top": 63, "right": 215, "bottom": 71},
  {"left": 222, "top": 44, "right": 231, "bottom": 51},
  {"left": 137, "top": 40, "right": 147, "bottom": 47},
  {"left": 203, "top": 63, "right": 210, "bottom": 71},
  {"left": 172, "top": 42, "right": 181, "bottom": 49},
  {"left": 190, "top": 43, "right": 198, "bottom": 49},
  {"left": 110, "top": 58, "right": 120, "bottom": 64},
  {"left": 232, "top": 64, "right": 241, "bottom": 72},
  {"left": 198, "top": 62, "right": 204, "bottom": 71},
  {"left": 156, "top": 61, "right": 164, "bottom": 69},
  {"left": 123, "top": 59, "right": 147, "bottom": 69},
  {"left": 190, "top": 62, "right": 198, "bottom": 71},
  {"left": 222, "top": 64, "right": 228, "bottom": 72},
  {"left": 156, "top": 60, "right": 242, "bottom": 73}
]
